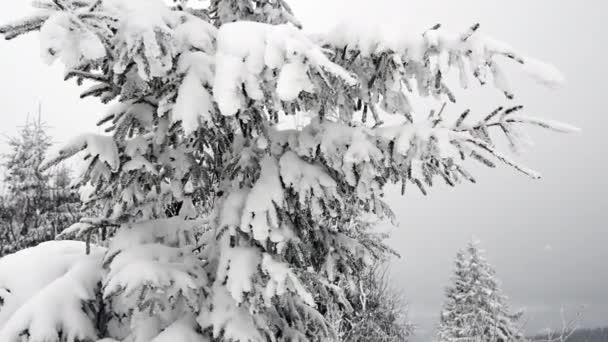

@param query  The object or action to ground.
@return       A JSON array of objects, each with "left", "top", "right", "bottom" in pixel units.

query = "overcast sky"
[{"left": 0, "top": 0, "right": 606, "bottom": 341}]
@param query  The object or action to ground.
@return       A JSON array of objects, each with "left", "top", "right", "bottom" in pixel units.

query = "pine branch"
[
  {"left": 463, "top": 136, "right": 540, "bottom": 179},
  {"left": 0, "top": 15, "right": 49, "bottom": 40},
  {"left": 64, "top": 70, "right": 110, "bottom": 83}
]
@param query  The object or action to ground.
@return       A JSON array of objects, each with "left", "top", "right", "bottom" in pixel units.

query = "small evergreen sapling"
[{"left": 0, "top": 0, "right": 577, "bottom": 341}]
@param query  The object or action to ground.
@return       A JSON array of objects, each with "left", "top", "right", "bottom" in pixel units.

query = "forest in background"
[{"left": 531, "top": 327, "right": 608, "bottom": 342}]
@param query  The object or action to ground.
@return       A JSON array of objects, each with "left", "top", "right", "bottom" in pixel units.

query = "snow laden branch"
[
  {"left": 322, "top": 22, "right": 566, "bottom": 125},
  {"left": 207, "top": 0, "right": 301, "bottom": 27},
  {"left": 0, "top": 0, "right": 577, "bottom": 341},
  {"left": 0, "top": 242, "right": 105, "bottom": 342}
]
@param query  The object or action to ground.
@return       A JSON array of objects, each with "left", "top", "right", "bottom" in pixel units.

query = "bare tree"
[{"left": 529, "top": 307, "right": 583, "bottom": 342}]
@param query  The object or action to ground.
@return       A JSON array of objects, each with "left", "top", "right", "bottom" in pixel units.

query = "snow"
[
  {"left": 123, "top": 155, "right": 158, "bottom": 175},
  {"left": 213, "top": 22, "right": 266, "bottom": 116},
  {"left": 326, "top": 21, "right": 565, "bottom": 91},
  {"left": 100, "top": 218, "right": 209, "bottom": 340},
  {"left": 150, "top": 316, "right": 209, "bottom": 342},
  {"left": 108, "top": 0, "right": 178, "bottom": 80},
  {"left": 326, "top": 19, "right": 424, "bottom": 58},
  {"left": 173, "top": 15, "right": 217, "bottom": 52},
  {"left": 218, "top": 188, "right": 250, "bottom": 231},
  {"left": 218, "top": 245, "right": 261, "bottom": 304},
  {"left": 108, "top": 217, "right": 202, "bottom": 252},
  {"left": 124, "top": 136, "right": 149, "bottom": 157},
  {"left": 507, "top": 115, "right": 581, "bottom": 133},
  {"left": 103, "top": 246, "right": 201, "bottom": 299},
  {"left": 214, "top": 22, "right": 357, "bottom": 116},
  {"left": 240, "top": 156, "right": 284, "bottom": 242},
  {"left": 179, "top": 197, "right": 197, "bottom": 219},
  {"left": 279, "top": 151, "right": 338, "bottom": 214},
  {"left": 288, "top": 121, "right": 386, "bottom": 199},
  {"left": 378, "top": 121, "right": 459, "bottom": 161},
  {"left": 105, "top": 0, "right": 172, "bottom": 22},
  {"left": 198, "top": 285, "right": 262, "bottom": 342},
  {"left": 59, "top": 221, "right": 95, "bottom": 238},
  {"left": 522, "top": 56, "right": 566, "bottom": 88},
  {"left": 490, "top": 61, "right": 513, "bottom": 98},
  {"left": 41, "top": 133, "right": 119, "bottom": 173},
  {"left": 0, "top": 241, "right": 105, "bottom": 342},
  {"left": 125, "top": 316, "right": 163, "bottom": 342},
  {"left": 40, "top": 12, "right": 106, "bottom": 69},
  {"left": 78, "top": 181, "right": 96, "bottom": 202},
  {"left": 261, "top": 253, "right": 315, "bottom": 307},
  {"left": 277, "top": 60, "right": 315, "bottom": 101},
  {"left": 173, "top": 52, "right": 215, "bottom": 134}
]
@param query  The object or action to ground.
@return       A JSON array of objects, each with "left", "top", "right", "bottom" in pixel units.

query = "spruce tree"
[
  {"left": 437, "top": 240, "right": 524, "bottom": 342},
  {"left": 3, "top": 113, "right": 51, "bottom": 236},
  {"left": 0, "top": 0, "right": 577, "bottom": 341},
  {"left": 0, "top": 112, "right": 81, "bottom": 255}
]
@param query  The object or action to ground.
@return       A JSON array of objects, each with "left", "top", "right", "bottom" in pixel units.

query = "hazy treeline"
[{"left": 531, "top": 327, "right": 608, "bottom": 342}]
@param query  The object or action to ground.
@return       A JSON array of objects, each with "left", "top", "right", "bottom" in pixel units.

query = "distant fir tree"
[
  {"left": 0, "top": 111, "right": 81, "bottom": 256},
  {"left": 3, "top": 112, "right": 51, "bottom": 235},
  {"left": 437, "top": 240, "right": 524, "bottom": 342},
  {"left": 0, "top": 0, "right": 577, "bottom": 341}
]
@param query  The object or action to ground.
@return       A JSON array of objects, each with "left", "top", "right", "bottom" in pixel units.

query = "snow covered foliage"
[
  {"left": 0, "top": 0, "right": 575, "bottom": 340},
  {"left": 209, "top": 0, "right": 301, "bottom": 28},
  {"left": 0, "top": 241, "right": 105, "bottom": 342},
  {"left": 436, "top": 240, "right": 524, "bottom": 342}
]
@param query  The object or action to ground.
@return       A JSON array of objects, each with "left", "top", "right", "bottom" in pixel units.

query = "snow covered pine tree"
[
  {"left": 0, "top": 111, "right": 80, "bottom": 256},
  {"left": 2, "top": 114, "right": 52, "bottom": 241},
  {"left": 436, "top": 240, "right": 524, "bottom": 342},
  {"left": 0, "top": 0, "right": 577, "bottom": 341}
]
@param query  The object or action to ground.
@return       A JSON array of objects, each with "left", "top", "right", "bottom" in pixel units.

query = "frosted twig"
[
  {"left": 463, "top": 136, "right": 541, "bottom": 179},
  {"left": 65, "top": 70, "right": 110, "bottom": 83}
]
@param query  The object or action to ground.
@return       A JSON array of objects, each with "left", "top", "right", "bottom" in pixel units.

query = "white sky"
[{"left": 0, "top": 0, "right": 607, "bottom": 340}]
